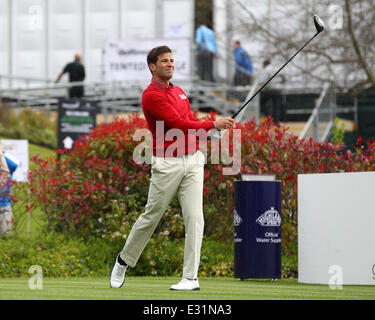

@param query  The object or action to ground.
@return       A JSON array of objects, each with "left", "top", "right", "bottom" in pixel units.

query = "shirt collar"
[{"left": 151, "top": 78, "right": 173, "bottom": 91}]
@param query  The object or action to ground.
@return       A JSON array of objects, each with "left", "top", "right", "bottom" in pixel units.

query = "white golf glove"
[{"left": 209, "top": 129, "right": 226, "bottom": 141}]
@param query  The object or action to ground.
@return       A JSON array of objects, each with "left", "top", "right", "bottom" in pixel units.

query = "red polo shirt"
[{"left": 142, "top": 78, "right": 215, "bottom": 157}]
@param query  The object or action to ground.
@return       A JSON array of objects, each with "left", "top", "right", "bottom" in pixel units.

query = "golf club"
[{"left": 231, "top": 15, "right": 325, "bottom": 120}]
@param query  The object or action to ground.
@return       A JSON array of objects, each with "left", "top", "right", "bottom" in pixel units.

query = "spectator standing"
[
  {"left": 259, "top": 59, "right": 286, "bottom": 123},
  {"left": 0, "top": 147, "right": 19, "bottom": 235},
  {"left": 0, "top": 144, "right": 9, "bottom": 189},
  {"left": 56, "top": 53, "right": 86, "bottom": 98},
  {"left": 195, "top": 22, "right": 217, "bottom": 82},
  {"left": 233, "top": 41, "right": 254, "bottom": 86}
]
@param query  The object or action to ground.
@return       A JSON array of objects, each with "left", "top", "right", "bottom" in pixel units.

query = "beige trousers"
[{"left": 120, "top": 150, "right": 205, "bottom": 279}]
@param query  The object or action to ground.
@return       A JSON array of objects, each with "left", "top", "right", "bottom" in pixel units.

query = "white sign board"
[
  {"left": 0, "top": 139, "right": 29, "bottom": 182},
  {"left": 298, "top": 172, "right": 375, "bottom": 285},
  {"left": 105, "top": 38, "right": 191, "bottom": 81}
]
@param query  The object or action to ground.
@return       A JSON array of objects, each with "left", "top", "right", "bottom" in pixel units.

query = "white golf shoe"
[
  {"left": 110, "top": 254, "right": 128, "bottom": 288},
  {"left": 170, "top": 278, "right": 200, "bottom": 291}
]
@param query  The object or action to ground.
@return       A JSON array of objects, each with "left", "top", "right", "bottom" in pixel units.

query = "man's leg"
[
  {"left": 260, "top": 92, "right": 271, "bottom": 117},
  {"left": 68, "top": 87, "right": 74, "bottom": 99},
  {"left": 77, "top": 86, "right": 84, "bottom": 98},
  {"left": 176, "top": 151, "right": 205, "bottom": 280},
  {"left": 197, "top": 51, "right": 205, "bottom": 81},
  {"left": 271, "top": 93, "right": 282, "bottom": 124},
  {"left": 202, "top": 50, "right": 211, "bottom": 81},
  {"left": 120, "top": 157, "right": 184, "bottom": 267}
]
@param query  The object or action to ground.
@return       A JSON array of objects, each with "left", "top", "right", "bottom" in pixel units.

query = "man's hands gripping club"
[{"left": 210, "top": 118, "right": 235, "bottom": 141}]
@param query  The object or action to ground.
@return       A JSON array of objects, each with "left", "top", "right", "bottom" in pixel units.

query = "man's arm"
[
  {"left": 143, "top": 92, "right": 234, "bottom": 132},
  {"left": 196, "top": 27, "right": 204, "bottom": 49},
  {"left": 188, "top": 110, "right": 233, "bottom": 132},
  {"left": 56, "top": 64, "right": 70, "bottom": 83},
  {"left": 55, "top": 72, "right": 64, "bottom": 83},
  {"left": 144, "top": 92, "right": 213, "bottom": 132}
]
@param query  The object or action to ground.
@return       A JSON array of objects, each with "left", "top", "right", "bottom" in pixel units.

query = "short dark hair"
[{"left": 147, "top": 45, "right": 172, "bottom": 74}]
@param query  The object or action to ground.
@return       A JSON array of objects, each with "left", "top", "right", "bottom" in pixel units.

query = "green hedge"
[
  {"left": 0, "top": 233, "right": 298, "bottom": 278},
  {"left": 0, "top": 233, "right": 235, "bottom": 278},
  {"left": 0, "top": 106, "right": 57, "bottom": 149}
]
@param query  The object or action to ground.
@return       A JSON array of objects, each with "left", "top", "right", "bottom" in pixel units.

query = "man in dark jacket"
[{"left": 56, "top": 54, "right": 86, "bottom": 98}]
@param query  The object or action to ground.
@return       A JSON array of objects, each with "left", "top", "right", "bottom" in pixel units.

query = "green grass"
[
  {"left": 28, "top": 142, "right": 56, "bottom": 171},
  {"left": 0, "top": 277, "right": 374, "bottom": 300},
  {"left": 12, "top": 200, "right": 46, "bottom": 238}
]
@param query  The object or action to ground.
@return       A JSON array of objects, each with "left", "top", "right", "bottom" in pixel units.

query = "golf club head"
[{"left": 314, "top": 15, "right": 325, "bottom": 34}]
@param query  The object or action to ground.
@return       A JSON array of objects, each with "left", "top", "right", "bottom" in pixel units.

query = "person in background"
[
  {"left": 195, "top": 22, "right": 218, "bottom": 82},
  {"left": 0, "top": 144, "right": 9, "bottom": 189},
  {"left": 0, "top": 145, "right": 19, "bottom": 235},
  {"left": 56, "top": 53, "right": 86, "bottom": 98},
  {"left": 233, "top": 40, "right": 254, "bottom": 87},
  {"left": 259, "top": 59, "right": 286, "bottom": 124}
]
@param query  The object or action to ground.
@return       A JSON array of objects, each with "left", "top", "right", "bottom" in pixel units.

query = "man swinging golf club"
[{"left": 110, "top": 45, "right": 235, "bottom": 290}]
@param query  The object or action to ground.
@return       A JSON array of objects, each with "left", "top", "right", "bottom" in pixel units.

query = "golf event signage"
[
  {"left": 104, "top": 38, "right": 191, "bottom": 81},
  {"left": 298, "top": 172, "right": 375, "bottom": 285},
  {"left": 57, "top": 99, "right": 97, "bottom": 151},
  {"left": 234, "top": 180, "right": 281, "bottom": 279},
  {"left": 256, "top": 207, "right": 281, "bottom": 227}
]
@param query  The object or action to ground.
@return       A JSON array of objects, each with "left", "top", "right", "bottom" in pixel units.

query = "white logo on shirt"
[{"left": 179, "top": 94, "right": 188, "bottom": 100}]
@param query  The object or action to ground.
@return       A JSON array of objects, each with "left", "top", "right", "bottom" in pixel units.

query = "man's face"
[{"left": 150, "top": 52, "right": 175, "bottom": 80}]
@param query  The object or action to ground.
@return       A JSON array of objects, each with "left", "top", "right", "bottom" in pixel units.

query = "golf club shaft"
[{"left": 232, "top": 32, "right": 319, "bottom": 120}]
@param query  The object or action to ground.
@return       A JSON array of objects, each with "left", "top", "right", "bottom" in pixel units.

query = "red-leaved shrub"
[{"left": 25, "top": 113, "right": 375, "bottom": 260}]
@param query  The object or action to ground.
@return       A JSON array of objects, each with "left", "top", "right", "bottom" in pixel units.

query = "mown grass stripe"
[{"left": 1, "top": 277, "right": 374, "bottom": 300}]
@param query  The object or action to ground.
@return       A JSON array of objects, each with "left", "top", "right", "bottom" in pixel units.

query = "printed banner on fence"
[{"left": 104, "top": 38, "right": 191, "bottom": 81}]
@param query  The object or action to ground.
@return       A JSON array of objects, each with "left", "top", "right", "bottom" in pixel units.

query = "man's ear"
[{"left": 149, "top": 63, "right": 156, "bottom": 73}]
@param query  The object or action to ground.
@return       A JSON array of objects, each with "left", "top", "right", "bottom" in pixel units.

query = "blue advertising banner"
[{"left": 234, "top": 181, "right": 281, "bottom": 279}]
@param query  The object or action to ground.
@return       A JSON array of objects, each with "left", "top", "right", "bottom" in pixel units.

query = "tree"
[{"left": 232, "top": 0, "right": 375, "bottom": 95}]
